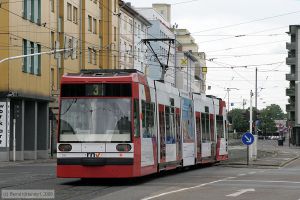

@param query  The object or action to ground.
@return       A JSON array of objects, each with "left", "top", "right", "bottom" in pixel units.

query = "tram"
[{"left": 57, "top": 69, "right": 228, "bottom": 178}]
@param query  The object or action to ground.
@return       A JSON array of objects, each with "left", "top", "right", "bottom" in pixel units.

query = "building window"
[
  {"left": 93, "top": 50, "right": 97, "bottom": 65},
  {"left": 88, "top": 48, "right": 92, "bottom": 63},
  {"left": 114, "top": 26, "right": 116, "bottom": 41},
  {"left": 138, "top": 24, "right": 141, "bottom": 35},
  {"left": 124, "top": 16, "right": 127, "bottom": 30},
  {"left": 22, "top": 39, "right": 41, "bottom": 75},
  {"left": 23, "top": 0, "right": 41, "bottom": 24},
  {"left": 129, "top": 45, "right": 133, "bottom": 64},
  {"left": 88, "top": 15, "right": 92, "bottom": 32},
  {"left": 51, "top": 31, "right": 55, "bottom": 49},
  {"left": 22, "top": 39, "right": 27, "bottom": 72},
  {"left": 67, "top": 3, "right": 72, "bottom": 21},
  {"left": 114, "top": 55, "right": 117, "bottom": 69},
  {"left": 114, "top": 0, "right": 116, "bottom": 12},
  {"left": 73, "top": 6, "right": 78, "bottom": 24},
  {"left": 129, "top": 19, "right": 133, "bottom": 32},
  {"left": 93, "top": 18, "right": 97, "bottom": 34},
  {"left": 50, "top": 0, "right": 54, "bottom": 13},
  {"left": 51, "top": 68, "right": 54, "bottom": 90},
  {"left": 30, "top": 41, "right": 34, "bottom": 73}
]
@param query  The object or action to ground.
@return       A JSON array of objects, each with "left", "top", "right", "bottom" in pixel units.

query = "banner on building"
[{"left": 0, "top": 102, "right": 10, "bottom": 148}]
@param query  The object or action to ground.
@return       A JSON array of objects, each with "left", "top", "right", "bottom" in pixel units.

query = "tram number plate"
[{"left": 87, "top": 152, "right": 102, "bottom": 158}]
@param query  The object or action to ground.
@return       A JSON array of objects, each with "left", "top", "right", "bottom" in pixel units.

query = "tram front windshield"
[{"left": 59, "top": 83, "right": 132, "bottom": 142}]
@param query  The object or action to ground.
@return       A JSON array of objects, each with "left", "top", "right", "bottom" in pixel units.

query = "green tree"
[
  {"left": 228, "top": 108, "right": 248, "bottom": 133},
  {"left": 258, "top": 104, "right": 285, "bottom": 135}
]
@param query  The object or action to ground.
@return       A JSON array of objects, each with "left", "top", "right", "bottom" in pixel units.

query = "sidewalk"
[
  {"left": 0, "top": 158, "right": 56, "bottom": 168},
  {"left": 223, "top": 139, "right": 300, "bottom": 168}
]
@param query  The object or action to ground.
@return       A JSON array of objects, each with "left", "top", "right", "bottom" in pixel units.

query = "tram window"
[
  {"left": 165, "top": 106, "right": 175, "bottom": 144},
  {"left": 176, "top": 109, "right": 181, "bottom": 142},
  {"left": 142, "top": 100, "right": 155, "bottom": 138},
  {"left": 165, "top": 106, "right": 171, "bottom": 142},
  {"left": 134, "top": 99, "right": 140, "bottom": 138},
  {"left": 159, "top": 106, "right": 166, "bottom": 140},
  {"left": 201, "top": 113, "right": 210, "bottom": 142},
  {"left": 61, "top": 83, "right": 132, "bottom": 97},
  {"left": 216, "top": 115, "right": 224, "bottom": 139}
]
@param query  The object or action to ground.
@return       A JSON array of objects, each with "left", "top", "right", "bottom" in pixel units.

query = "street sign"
[{"left": 241, "top": 132, "right": 254, "bottom": 145}]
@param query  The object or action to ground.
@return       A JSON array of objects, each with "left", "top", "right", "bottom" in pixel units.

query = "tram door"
[
  {"left": 176, "top": 108, "right": 182, "bottom": 160},
  {"left": 158, "top": 104, "right": 166, "bottom": 163},
  {"left": 210, "top": 114, "right": 216, "bottom": 159},
  {"left": 195, "top": 112, "right": 202, "bottom": 162}
]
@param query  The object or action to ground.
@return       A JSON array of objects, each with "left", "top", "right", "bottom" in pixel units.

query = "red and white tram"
[{"left": 57, "top": 69, "right": 228, "bottom": 178}]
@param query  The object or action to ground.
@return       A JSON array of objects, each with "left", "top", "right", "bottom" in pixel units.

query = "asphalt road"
[{"left": 0, "top": 158, "right": 299, "bottom": 200}]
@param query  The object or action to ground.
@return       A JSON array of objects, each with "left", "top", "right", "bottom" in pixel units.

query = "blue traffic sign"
[{"left": 241, "top": 132, "right": 254, "bottom": 145}]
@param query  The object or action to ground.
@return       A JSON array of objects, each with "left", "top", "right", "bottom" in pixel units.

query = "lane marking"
[
  {"left": 141, "top": 177, "right": 235, "bottom": 200},
  {"left": 238, "top": 174, "right": 246, "bottom": 176},
  {"left": 248, "top": 172, "right": 256, "bottom": 175},
  {"left": 223, "top": 180, "right": 300, "bottom": 184},
  {"left": 226, "top": 188, "right": 255, "bottom": 197}
]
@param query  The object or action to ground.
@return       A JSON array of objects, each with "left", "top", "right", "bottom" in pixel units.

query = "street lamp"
[{"left": 226, "top": 87, "right": 239, "bottom": 112}]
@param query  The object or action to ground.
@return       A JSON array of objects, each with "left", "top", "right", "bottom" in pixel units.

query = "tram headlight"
[
  {"left": 58, "top": 144, "right": 72, "bottom": 152},
  {"left": 116, "top": 144, "right": 132, "bottom": 152}
]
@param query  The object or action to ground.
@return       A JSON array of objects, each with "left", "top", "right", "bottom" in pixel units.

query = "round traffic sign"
[{"left": 241, "top": 132, "right": 254, "bottom": 145}]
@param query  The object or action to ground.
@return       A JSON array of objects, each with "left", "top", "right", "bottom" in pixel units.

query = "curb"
[{"left": 279, "top": 155, "right": 300, "bottom": 167}]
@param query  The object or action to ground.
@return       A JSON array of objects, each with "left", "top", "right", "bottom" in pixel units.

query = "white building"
[
  {"left": 286, "top": 25, "right": 300, "bottom": 146},
  {"left": 176, "top": 51, "right": 200, "bottom": 92},
  {"left": 119, "top": 2, "right": 151, "bottom": 71},
  {"left": 137, "top": 5, "right": 175, "bottom": 86}
]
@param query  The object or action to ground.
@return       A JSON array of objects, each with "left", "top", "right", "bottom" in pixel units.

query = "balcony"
[
  {"left": 286, "top": 57, "right": 296, "bottom": 65},
  {"left": 286, "top": 42, "right": 296, "bottom": 50},
  {"left": 286, "top": 73, "right": 296, "bottom": 81},
  {"left": 286, "top": 104, "right": 295, "bottom": 112},
  {"left": 286, "top": 88, "right": 295, "bottom": 96}
]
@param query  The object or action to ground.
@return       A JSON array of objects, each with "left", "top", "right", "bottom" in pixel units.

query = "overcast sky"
[{"left": 128, "top": 0, "right": 300, "bottom": 112}]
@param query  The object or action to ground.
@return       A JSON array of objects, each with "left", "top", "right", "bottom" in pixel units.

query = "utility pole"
[
  {"left": 253, "top": 68, "right": 258, "bottom": 160},
  {"left": 173, "top": 23, "right": 178, "bottom": 87},
  {"left": 226, "top": 87, "right": 239, "bottom": 112},
  {"left": 249, "top": 90, "right": 254, "bottom": 162},
  {"left": 255, "top": 67, "right": 258, "bottom": 134}
]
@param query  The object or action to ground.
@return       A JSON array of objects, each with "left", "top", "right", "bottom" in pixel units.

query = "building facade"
[
  {"left": 0, "top": 0, "right": 51, "bottom": 161},
  {"left": 119, "top": 2, "right": 134, "bottom": 69},
  {"left": 138, "top": 6, "right": 175, "bottom": 86},
  {"left": 286, "top": 25, "right": 300, "bottom": 146},
  {"left": 101, "top": 0, "right": 120, "bottom": 69},
  {"left": 176, "top": 52, "right": 198, "bottom": 92},
  {"left": 174, "top": 28, "right": 206, "bottom": 93},
  {"left": 0, "top": 0, "right": 121, "bottom": 161},
  {"left": 119, "top": 1, "right": 151, "bottom": 72}
]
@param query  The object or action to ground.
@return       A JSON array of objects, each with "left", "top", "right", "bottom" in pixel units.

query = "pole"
[
  {"left": 249, "top": 90, "right": 253, "bottom": 163},
  {"left": 255, "top": 67, "right": 257, "bottom": 119},
  {"left": 56, "top": 0, "right": 61, "bottom": 90},
  {"left": 13, "top": 119, "right": 16, "bottom": 162},
  {"left": 174, "top": 33, "right": 177, "bottom": 87},
  {"left": 49, "top": 119, "right": 53, "bottom": 158},
  {"left": 227, "top": 88, "right": 230, "bottom": 112},
  {"left": 253, "top": 68, "right": 258, "bottom": 160},
  {"left": 0, "top": 49, "right": 72, "bottom": 64},
  {"left": 247, "top": 145, "right": 249, "bottom": 166}
]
